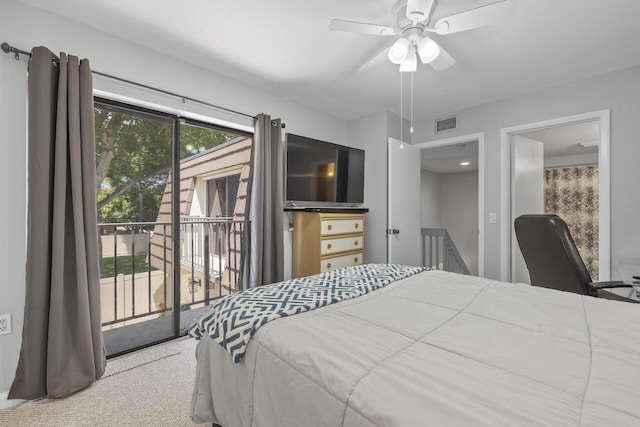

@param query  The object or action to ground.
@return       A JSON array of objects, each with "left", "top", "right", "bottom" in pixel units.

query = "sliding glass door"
[
  {"left": 177, "top": 120, "right": 253, "bottom": 331},
  {"left": 95, "top": 99, "right": 253, "bottom": 357},
  {"left": 95, "top": 100, "right": 175, "bottom": 356}
]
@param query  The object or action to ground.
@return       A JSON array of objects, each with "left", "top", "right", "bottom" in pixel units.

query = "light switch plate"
[
  {"left": 489, "top": 213, "right": 497, "bottom": 224},
  {"left": 0, "top": 314, "right": 11, "bottom": 336}
]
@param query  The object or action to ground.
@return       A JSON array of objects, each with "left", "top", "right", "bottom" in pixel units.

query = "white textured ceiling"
[
  {"left": 520, "top": 121, "right": 599, "bottom": 158},
  {"left": 14, "top": 0, "right": 640, "bottom": 121},
  {"left": 420, "top": 121, "right": 599, "bottom": 174},
  {"left": 421, "top": 141, "right": 479, "bottom": 173}
]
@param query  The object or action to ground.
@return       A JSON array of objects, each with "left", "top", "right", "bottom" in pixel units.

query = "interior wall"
[
  {"left": 346, "top": 111, "right": 409, "bottom": 264},
  {"left": 420, "top": 170, "right": 442, "bottom": 228},
  {"left": 0, "top": 0, "right": 353, "bottom": 400},
  {"left": 544, "top": 152, "right": 598, "bottom": 168},
  {"left": 440, "top": 171, "right": 479, "bottom": 276},
  {"left": 346, "top": 112, "right": 387, "bottom": 263},
  {"left": 0, "top": 40, "right": 27, "bottom": 407},
  {"left": 420, "top": 169, "right": 479, "bottom": 275},
  {"left": 412, "top": 63, "right": 640, "bottom": 281}
]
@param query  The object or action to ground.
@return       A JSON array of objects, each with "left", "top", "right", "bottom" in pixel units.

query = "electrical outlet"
[{"left": 0, "top": 314, "right": 12, "bottom": 336}]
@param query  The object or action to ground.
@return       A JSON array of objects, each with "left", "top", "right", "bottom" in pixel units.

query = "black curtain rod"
[{"left": 1, "top": 42, "right": 257, "bottom": 121}]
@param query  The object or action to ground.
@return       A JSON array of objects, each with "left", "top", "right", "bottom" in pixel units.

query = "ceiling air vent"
[{"left": 435, "top": 115, "right": 458, "bottom": 134}]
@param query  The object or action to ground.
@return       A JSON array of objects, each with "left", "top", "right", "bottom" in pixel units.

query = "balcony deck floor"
[{"left": 103, "top": 306, "right": 209, "bottom": 357}]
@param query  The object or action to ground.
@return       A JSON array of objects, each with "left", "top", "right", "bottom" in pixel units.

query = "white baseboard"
[{"left": 0, "top": 391, "right": 24, "bottom": 410}]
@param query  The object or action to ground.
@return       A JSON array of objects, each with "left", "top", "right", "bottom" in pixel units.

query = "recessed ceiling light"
[{"left": 460, "top": 161, "right": 470, "bottom": 166}]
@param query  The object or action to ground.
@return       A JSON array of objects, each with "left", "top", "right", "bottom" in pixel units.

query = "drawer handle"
[
  {"left": 354, "top": 240, "right": 359, "bottom": 246},
  {"left": 327, "top": 243, "right": 332, "bottom": 250},
  {"left": 354, "top": 257, "right": 359, "bottom": 263},
  {"left": 328, "top": 224, "right": 332, "bottom": 230},
  {"left": 354, "top": 223, "right": 359, "bottom": 229},
  {"left": 327, "top": 262, "right": 332, "bottom": 269}
]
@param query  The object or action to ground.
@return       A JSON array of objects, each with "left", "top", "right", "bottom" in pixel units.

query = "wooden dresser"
[{"left": 292, "top": 212, "right": 365, "bottom": 278}]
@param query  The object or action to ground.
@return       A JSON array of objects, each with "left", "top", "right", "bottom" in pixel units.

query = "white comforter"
[{"left": 190, "top": 270, "right": 640, "bottom": 426}]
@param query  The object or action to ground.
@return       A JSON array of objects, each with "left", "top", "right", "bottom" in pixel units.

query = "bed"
[{"left": 189, "top": 264, "right": 640, "bottom": 426}]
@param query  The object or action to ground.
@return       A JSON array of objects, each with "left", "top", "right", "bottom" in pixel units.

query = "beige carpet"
[{"left": 0, "top": 338, "right": 210, "bottom": 427}]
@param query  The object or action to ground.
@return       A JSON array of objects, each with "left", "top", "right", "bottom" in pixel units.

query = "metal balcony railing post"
[
  {"left": 113, "top": 227, "right": 118, "bottom": 322},
  {"left": 203, "top": 223, "right": 210, "bottom": 306},
  {"left": 190, "top": 222, "right": 195, "bottom": 303},
  {"left": 131, "top": 227, "right": 135, "bottom": 317},
  {"left": 147, "top": 224, "right": 152, "bottom": 314},
  {"left": 218, "top": 222, "right": 223, "bottom": 298},
  {"left": 246, "top": 221, "right": 251, "bottom": 290},
  {"left": 163, "top": 225, "right": 167, "bottom": 310}
]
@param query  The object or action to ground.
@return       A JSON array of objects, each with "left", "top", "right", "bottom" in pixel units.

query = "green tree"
[{"left": 95, "top": 107, "right": 237, "bottom": 225}]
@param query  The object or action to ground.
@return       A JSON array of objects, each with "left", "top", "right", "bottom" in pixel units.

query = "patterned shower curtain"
[{"left": 544, "top": 165, "right": 599, "bottom": 280}]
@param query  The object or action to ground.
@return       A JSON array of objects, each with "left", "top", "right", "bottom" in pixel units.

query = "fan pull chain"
[
  {"left": 410, "top": 71, "right": 414, "bottom": 134},
  {"left": 400, "top": 71, "right": 403, "bottom": 146}
]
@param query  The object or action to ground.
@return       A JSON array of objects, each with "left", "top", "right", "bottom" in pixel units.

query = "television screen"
[{"left": 285, "top": 134, "right": 365, "bottom": 204}]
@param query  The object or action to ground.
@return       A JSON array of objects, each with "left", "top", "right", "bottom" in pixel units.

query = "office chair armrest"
[
  {"left": 595, "top": 287, "right": 640, "bottom": 303},
  {"left": 588, "top": 281, "right": 633, "bottom": 289}
]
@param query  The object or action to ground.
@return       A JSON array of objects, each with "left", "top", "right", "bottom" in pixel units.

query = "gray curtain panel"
[
  {"left": 9, "top": 47, "right": 105, "bottom": 400},
  {"left": 249, "top": 114, "right": 285, "bottom": 286}
]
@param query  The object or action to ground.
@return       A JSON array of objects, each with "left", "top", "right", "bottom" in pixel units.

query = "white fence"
[
  {"left": 101, "top": 233, "right": 150, "bottom": 257},
  {"left": 100, "top": 270, "right": 166, "bottom": 329}
]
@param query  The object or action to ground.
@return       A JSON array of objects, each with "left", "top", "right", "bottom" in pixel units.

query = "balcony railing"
[{"left": 98, "top": 217, "right": 250, "bottom": 330}]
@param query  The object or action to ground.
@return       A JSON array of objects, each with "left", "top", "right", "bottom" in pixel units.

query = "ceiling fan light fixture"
[
  {"left": 417, "top": 37, "right": 441, "bottom": 63},
  {"left": 399, "top": 46, "right": 417, "bottom": 72},
  {"left": 388, "top": 37, "right": 410, "bottom": 64}
]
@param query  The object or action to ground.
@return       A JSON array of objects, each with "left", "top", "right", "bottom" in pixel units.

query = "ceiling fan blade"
[
  {"left": 329, "top": 19, "right": 397, "bottom": 36},
  {"left": 358, "top": 46, "right": 391, "bottom": 72},
  {"left": 429, "top": 45, "right": 456, "bottom": 72},
  {"left": 433, "top": 0, "right": 515, "bottom": 35}
]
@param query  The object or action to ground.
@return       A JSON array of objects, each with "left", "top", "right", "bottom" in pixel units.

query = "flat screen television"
[{"left": 285, "top": 133, "right": 365, "bottom": 204}]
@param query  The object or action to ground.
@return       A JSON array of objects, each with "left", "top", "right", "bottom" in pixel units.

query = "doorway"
[
  {"left": 420, "top": 140, "right": 481, "bottom": 276},
  {"left": 387, "top": 133, "right": 485, "bottom": 277},
  {"left": 500, "top": 110, "right": 611, "bottom": 283}
]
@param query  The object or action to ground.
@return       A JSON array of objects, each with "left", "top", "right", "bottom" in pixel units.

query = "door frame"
[
  {"left": 499, "top": 109, "right": 611, "bottom": 282},
  {"left": 414, "top": 132, "right": 485, "bottom": 277}
]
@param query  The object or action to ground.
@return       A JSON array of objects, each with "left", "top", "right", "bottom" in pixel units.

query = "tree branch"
[{"left": 97, "top": 166, "right": 171, "bottom": 210}]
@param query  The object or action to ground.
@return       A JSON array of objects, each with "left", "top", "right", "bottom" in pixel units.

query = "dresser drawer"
[
  {"left": 293, "top": 212, "right": 366, "bottom": 279},
  {"left": 321, "top": 252, "right": 364, "bottom": 273},
  {"left": 321, "top": 235, "right": 363, "bottom": 255},
  {"left": 321, "top": 218, "right": 363, "bottom": 236}
]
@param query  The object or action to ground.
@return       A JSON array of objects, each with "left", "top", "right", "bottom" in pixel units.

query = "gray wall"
[
  {"left": 413, "top": 64, "right": 640, "bottom": 281},
  {"left": 0, "top": 32, "right": 28, "bottom": 405},
  {"left": 420, "top": 170, "right": 479, "bottom": 275},
  {"left": 544, "top": 152, "right": 599, "bottom": 168},
  {"left": 420, "top": 170, "right": 442, "bottom": 228},
  {"left": 347, "top": 112, "right": 387, "bottom": 263},
  {"left": 347, "top": 111, "right": 410, "bottom": 264},
  {"left": 441, "top": 172, "right": 479, "bottom": 276}
]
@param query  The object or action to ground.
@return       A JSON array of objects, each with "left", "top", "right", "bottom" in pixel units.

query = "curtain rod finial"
[{"left": 1, "top": 42, "right": 22, "bottom": 60}]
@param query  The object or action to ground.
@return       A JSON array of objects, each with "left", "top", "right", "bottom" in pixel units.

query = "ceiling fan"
[{"left": 329, "top": 0, "right": 515, "bottom": 72}]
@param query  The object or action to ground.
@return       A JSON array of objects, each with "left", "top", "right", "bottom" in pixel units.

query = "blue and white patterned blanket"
[{"left": 189, "top": 263, "right": 427, "bottom": 362}]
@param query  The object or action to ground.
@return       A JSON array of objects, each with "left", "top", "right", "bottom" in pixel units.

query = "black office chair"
[{"left": 514, "top": 214, "right": 637, "bottom": 302}]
